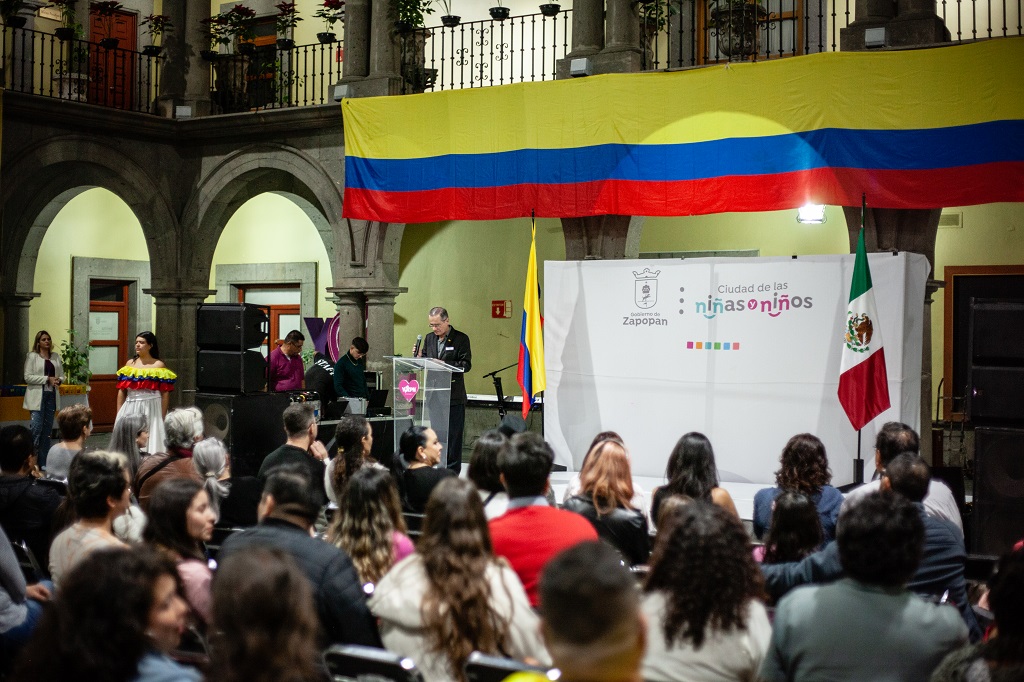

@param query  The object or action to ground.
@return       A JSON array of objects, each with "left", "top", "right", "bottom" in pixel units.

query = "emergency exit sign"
[{"left": 492, "top": 300, "right": 512, "bottom": 318}]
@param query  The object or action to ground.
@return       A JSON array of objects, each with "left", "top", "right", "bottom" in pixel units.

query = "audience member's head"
[
  {"left": 259, "top": 466, "right": 320, "bottom": 528},
  {"left": 108, "top": 412, "right": 148, "bottom": 482},
  {"left": 67, "top": 450, "right": 129, "bottom": 521},
  {"left": 208, "top": 547, "right": 321, "bottom": 682},
  {"left": 578, "top": 438, "right": 636, "bottom": 514},
  {"left": 282, "top": 403, "right": 316, "bottom": 439},
  {"left": 498, "top": 432, "right": 554, "bottom": 498},
  {"left": 774, "top": 433, "right": 831, "bottom": 495},
  {"left": 143, "top": 478, "right": 214, "bottom": 562},
  {"left": 0, "top": 424, "right": 35, "bottom": 474},
  {"left": 988, "top": 549, "right": 1024, "bottom": 643},
  {"left": 191, "top": 437, "right": 229, "bottom": 522},
  {"left": 578, "top": 430, "right": 624, "bottom": 472},
  {"left": 654, "top": 493, "right": 693, "bottom": 529},
  {"left": 539, "top": 541, "right": 645, "bottom": 682},
  {"left": 331, "top": 414, "right": 372, "bottom": 497},
  {"left": 328, "top": 467, "right": 406, "bottom": 585},
  {"left": 13, "top": 546, "right": 186, "bottom": 680},
  {"left": 467, "top": 429, "right": 510, "bottom": 495},
  {"left": 874, "top": 421, "right": 919, "bottom": 468},
  {"left": 882, "top": 452, "right": 930, "bottom": 504},
  {"left": 837, "top": 491, "right": 923, "bottom": 589},
  {"left": 762, "top": 491, "right": 823, "bottom": 564},
  {"left": 164, "top": 407, "right": 204, "bottom": 451},
  {"left": 56, "top": 403, "right": 92, "bottom": 443},
  {"left": 645, "top": 501, "right": 765, "bottom": 648},
  {"left": 664, "top": 432, "right": 719, "bottom": 500},
  {"left": 396, "top": 425, "right": 434, "bottom": 466}
]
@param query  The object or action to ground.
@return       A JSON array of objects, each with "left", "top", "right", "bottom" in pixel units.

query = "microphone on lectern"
[{"left": 413, "top": 334, "right": 423, "bottom": 357}]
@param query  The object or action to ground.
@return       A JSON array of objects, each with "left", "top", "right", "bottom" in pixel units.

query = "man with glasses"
[
  {"left": 333, "top": 337, "right": 370, "bottom": 400},
  {"left": 417, "top": 306, "right": 472, "bottom": 473}
]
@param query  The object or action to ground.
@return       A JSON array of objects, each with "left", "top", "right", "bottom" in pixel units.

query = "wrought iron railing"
[
  {"left": 1, "top": 25, "right": 162, "bottom": 112},
  {"left": 204, "top": 40, "right": 343, "bottom": 113},
  {"left": 399, "top": 9, "right": 572, "bottom": 94}
]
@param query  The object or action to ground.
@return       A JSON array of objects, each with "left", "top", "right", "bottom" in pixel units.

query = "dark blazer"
[
  {"left": 422, "top": 326, "right": 471, "bottom": 404},
  {"left": 562, "top": 494, "right": 651, "bottom": 566},
  {"left": 219, "top": 517, "right": 382, "bottom": 648}
]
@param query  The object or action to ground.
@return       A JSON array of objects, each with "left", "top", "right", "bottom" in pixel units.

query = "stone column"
[
  {"left": 157, "top": 0, "right": 212, "bottom": 118},
  {"left": 146, "top": 288, "right": 215, "bottom": 408},
  {"left": 1, "top": 292, "right": 38, "bottom": 385},
  {"left": 568, "top": 0, "right": 605, "bottom": 57},
  {"left": 327, "top": 289, "right": 366, "bottom": 350},
  {"left": 561, "top": 215, "right": 644, "bottom": 260},
  {"left": 605, "top": 0, "right": 640, "bottom": 51},
  {"left": 364, "top": 288, "right": 405, "bottom": 389},
  {"left": 342, "top": 0, "right": 371, "bottom": 80}
]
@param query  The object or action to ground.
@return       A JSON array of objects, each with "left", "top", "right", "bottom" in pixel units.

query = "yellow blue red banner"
[{"left": 517, "top": 221, "right": 545, "bottom": 418}]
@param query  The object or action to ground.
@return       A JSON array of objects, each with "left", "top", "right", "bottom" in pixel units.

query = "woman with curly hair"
[
  {"left": 752, "top": 433, "right": 843, "bottom": 542},
  {"left": 327, "top": 467, "right": 413, "bottom": 585},
  {"left": 757, "top": 491, "right": 823, "bottom": 564},
  {"left": 207, "top": 547, "right": 322, "bottom": 682},
  {"left": 13, "top": 546, "right": 198, "bottom": 682},
  {"left": 369, "top": 477, "right": 548, "bottom": 681},
  {"left": 563, "top": 438, "right": 650, "bottom": 566},
  {"left": 641, "top": 501, "right": 771, "bottom": 682},
  {"left": 326, "top": 415, "right": 383, "bottom": 504},
  {"left": 651, "top": 432, "right": 737, "bottom": 524}
]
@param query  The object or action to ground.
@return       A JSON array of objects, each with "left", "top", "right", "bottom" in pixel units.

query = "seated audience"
[
  {"left": 108, "top": 412, "right": 149, "bottom": 482},
  {"left": 44, "top": 403, "right": 92, "bottom": 481},
  {"left": 258, "top": 403, "right": 329, "bottom": 509},
  {"left": 0, "top": 525, "right": 51, "bottom": 659},
  {"left": 753, "top": 433, "right": 843, "bottom": 542},
  {"left": 758, "top": 491, "right": 823, "bottom": 565},
  {"left": 651, "top": 432, "right": 738, "bottom": 523},
  {"left": 489, "top": 432, "right": 598, "bottom": 606},
  {"left": 562, "top": 432, "right": 648, "bottom": 517},
  {"left": 370, "top": 478, "right": 549, "bottom": 681},
  {"left": 327, "top": 467, "right": 413, "bottom": 585},
  {"left": 931, "top": 548, "right": 1024, "bottom": 682},
  {"left": 538, "top": 541, "right": 646, "bottom": 682},
  {"left": 48, "top": 450, "right": 130, "bottom": 587},
  {"left": 467, "top": 429, "right": 512, "bottom": 520},
  {"left": 136, "top": 407, "right": 204, "bottom": 511},
  {"left": 191, "top": 437, "right": 262, "bottom": 528},
  {"left": 883, "top": 453, "right": 982, "bottom": 641},
  {"left": 13, "top": 546, "right": 199, "bottom": 681},
  {"left": 218, "top": 466, "right": 381, "bottom": 648},
  {"left": 0, "top": 425, "right": 64, "bottom": 573},
  {"left": 208, "top": 547, "right": 322, "bottom": 682},
  {"left": 143, "top": 479, "right": 216, "bottom": 628},
  {"left": 326, "top": 414, "right": 383, "bottom": 505},
  {"left": 563, "top": 438, "right": 650, "bottom": 566},
  {"left": 842, "top": 421, "right": 962, "bottom": 534},
  {"left": 642, "top": 501, "right": 771, "bottom": 682},
  {"left": 393, "top": 425, "right": 456, "bottom": 514},
  {"left": 759, "top": 492, "right": 968, "bottom": 681}
]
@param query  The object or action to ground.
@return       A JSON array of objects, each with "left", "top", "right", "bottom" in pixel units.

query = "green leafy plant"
[
  {"left": 59, "top": 329, "right": 92, "bottom": 385},
  {"left": 274, "top": 1, "right": 301, "bottom": 35},
  {"left": 203, "top": 4, "right": 256, "bottom": 48},
  {"left": 0, "top": 0, "right": 27, "bottom": 23},
  {"left": 141, "top": 13, "right": 173, "bottom": 41},
  {"left": 48, "top": 0, "right": 77, "bottom": 28},
  {"left": 54, "top": 42, "right": 88, "bottom": 74},
  {"left": 707, "top": 0, "right": 767, "bottom": 28},
  {"left": 638, "top": 0, "right": 679, "bottom": 33},
  {"left": 313, "top": 0, "right": 345, "bottom": 30},
  {"left": 392, "top": 0, "right": 434, "bottom": 28}
]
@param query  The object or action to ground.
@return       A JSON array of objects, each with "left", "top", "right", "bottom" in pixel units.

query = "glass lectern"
[{"left": 389, "top": 357, "right": 464, "bottom": 458}]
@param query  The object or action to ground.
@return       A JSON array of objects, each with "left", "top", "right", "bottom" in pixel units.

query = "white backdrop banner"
[{"left": 543, "top": 253, "right": 930, "bottom": 486}]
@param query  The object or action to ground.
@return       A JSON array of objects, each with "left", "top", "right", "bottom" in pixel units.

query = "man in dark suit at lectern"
[{"left": 417, "top": 306, "right": 471, "bottom": 474}]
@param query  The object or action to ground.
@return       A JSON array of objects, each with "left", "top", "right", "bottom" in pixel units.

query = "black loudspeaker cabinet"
[
  {"left": 196, "top": 303, "right": 269, "bottom": 350},
  {"left": 967, "top": 300, "right": 1024, "bottom": 425},
  {"left": 969, "top": 300, "right": 1024, "bottom": 364},
  {"left": 971, "top": 427, "right": 1024, "bottom": 555},
  {"left": 196, "top": 392, "right": 291, "bottom": 477},
  {"left": 197, "top": 350, "right": 267, "bottom": 394}
]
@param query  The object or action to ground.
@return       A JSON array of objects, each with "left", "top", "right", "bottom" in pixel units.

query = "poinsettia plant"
[{"left": 313, "top": 0, "right": 345, "bottom": 30}]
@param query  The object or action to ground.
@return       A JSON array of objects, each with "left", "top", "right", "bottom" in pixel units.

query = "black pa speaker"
[
  {"left": 197, "top": 350, "right": 267, "bottom": 394},
  {"left": 967, "top": 300, "right": 1024, "bottom": 426},
  {"left": 197, "top": 303, "right": 269, "bottom": 350},
  {"left": 196, "top": 392, "right": 291, "bottom": 477},
  {"left": 971, "top": 427, "right": 1024, "bottom": 555}
]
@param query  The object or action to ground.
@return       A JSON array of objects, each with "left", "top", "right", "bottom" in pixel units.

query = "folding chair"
[{"left": 323, "top": 644, "right": 424, "bottom": 682}]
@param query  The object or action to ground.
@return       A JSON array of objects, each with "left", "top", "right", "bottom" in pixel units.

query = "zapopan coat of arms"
[{"left": 634, "top": 268, "right": 660, "bottom": 309}]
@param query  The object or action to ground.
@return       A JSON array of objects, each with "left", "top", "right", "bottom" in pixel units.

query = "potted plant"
[
  {"left": 538, "top": 3, "right": 560, "bottom": 17},
  {"left": 49, "top": 0, "right": 77, "bottom": 40},
  {"left": 313, "top": 0, "right": 344, "bottom": 43},
  {"left": 437, "top": 0, "right": 458, "bottom": 27},
  {"left": 91, "top": 1, "right": 122, "bottom": 48},
  {"left": 59, "top": 330, "right": 92, "bottom": 387},
  {"left": 392, "top": 0, "right": 433, "bottom": 33},
  {"left": 202, "top": 4, "right": 257, "bottom": 56},
  {"left": 274, "top": 1, "right": 301, "bottom": 49},
  {"left": 1, "top": 0, "right": 27, "bottom": 28},
  {"left": 140, "top": 13, "right": 171, "bottom": 56},
  {"left": 707, "top": 0, "right": 767, "bottom": 58},
  {"left": 489, "top": 0, "right": 509, "bottom": 21}
]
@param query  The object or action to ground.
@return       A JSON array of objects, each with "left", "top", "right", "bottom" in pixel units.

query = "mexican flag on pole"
[{"left": 837, "top": 228, "right": 891, "bottom": 430}]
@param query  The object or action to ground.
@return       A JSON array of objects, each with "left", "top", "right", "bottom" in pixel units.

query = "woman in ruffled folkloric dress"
[{"left": 115, "top": 332, "right": 176, "bottom": 457}]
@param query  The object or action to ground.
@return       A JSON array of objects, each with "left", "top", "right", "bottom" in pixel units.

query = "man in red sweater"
[{"left": 489, "top": 432, "right": 598, "bottom": 606}]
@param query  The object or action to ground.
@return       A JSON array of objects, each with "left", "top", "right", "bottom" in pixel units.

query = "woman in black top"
[{"left": 394, "top": 425, "right": 455, "bottom": 513}]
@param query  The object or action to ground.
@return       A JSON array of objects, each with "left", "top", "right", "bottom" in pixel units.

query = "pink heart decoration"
[{"left": 398, "top": 379, "right": 420, "bottom": 402}]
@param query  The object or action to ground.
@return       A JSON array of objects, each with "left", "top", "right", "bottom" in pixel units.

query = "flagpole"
[{"left": 853, "top": 193, "right": 867, "bottom": 485}]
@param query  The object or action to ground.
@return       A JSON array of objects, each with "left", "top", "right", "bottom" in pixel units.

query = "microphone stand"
[{"left": 483, "top": 363, "right": 518, "bottom": 419}]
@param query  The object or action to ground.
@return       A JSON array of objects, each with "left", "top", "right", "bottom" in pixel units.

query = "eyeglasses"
[{"left": 429, "top": 323, "right": 445, "bottom": 328}]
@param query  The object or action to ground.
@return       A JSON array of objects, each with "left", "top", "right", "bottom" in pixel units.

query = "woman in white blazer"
[{"left": 23, "top": 330, "right": 63, "bottom": 466}]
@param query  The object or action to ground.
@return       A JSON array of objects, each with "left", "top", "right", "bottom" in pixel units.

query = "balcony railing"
[
  {"left": 399, "top": 9, "right": 572, "bottom": 94},
  {"left": 1, "top": 25, "right": 162, "bottom": 112}
]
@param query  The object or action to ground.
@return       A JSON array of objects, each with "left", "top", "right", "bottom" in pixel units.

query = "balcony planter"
[
  {"left": 237, "top": 41, "right": 256, "bottom": 55},
  {"left": 213, "top": 54, "right": 250, "bottom": 112},
  {"left": 538, "top": 3, "right": 560, "bottom": 16},
  {"left": 52, "top": 71, "right": 88, "bottom": 99},
  {"left": 317, "top": 31, "right": 336, "bottom": 43},
  {"left": 54, "top": 26, "right": 76, "bottom": 40},
  {"left": 200, "top": 49, "right": 219, "bottom": 61},
  {"left": 276, "top": 37, "right": 294, "bottom": 48},
  {"left": 5, "top": 15, "right": 26, "bottom": 27},
  {"left": 394, "top": 20, "right": 413, "bottom": 32},
  {"left": 489, "top": 6, "right": 510, "bottom": 20},
  {"left": 99, "top": 36, "right": 118, "bottom": 48},
  {"left": 440, "top": 14, "right": 459, "bottom": 27},
  {"left": 142, "top": 44, "right": 163, "bottom": 56},
  {"left": 708, "top": 0, "right": 767, "bottom": 57}
]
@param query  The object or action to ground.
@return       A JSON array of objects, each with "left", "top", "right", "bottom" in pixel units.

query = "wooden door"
[
  {"left": 88, "top": 281, "right": 130, "bottom": 431},
  {"left": 88, "top": 8, "right": 137, "bottom": 109}
]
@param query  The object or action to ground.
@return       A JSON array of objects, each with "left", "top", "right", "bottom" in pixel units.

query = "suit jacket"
[
  {"left": 422, "top": 326, "right": 471, "bottom": 404},
  {"left": 23, "top": 351, "right": 63, "bottom": 412}
]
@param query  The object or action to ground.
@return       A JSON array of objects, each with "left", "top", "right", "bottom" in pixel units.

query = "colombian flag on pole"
[{"left": 517, "top": 221, "right": 545, "bottom": 419}]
